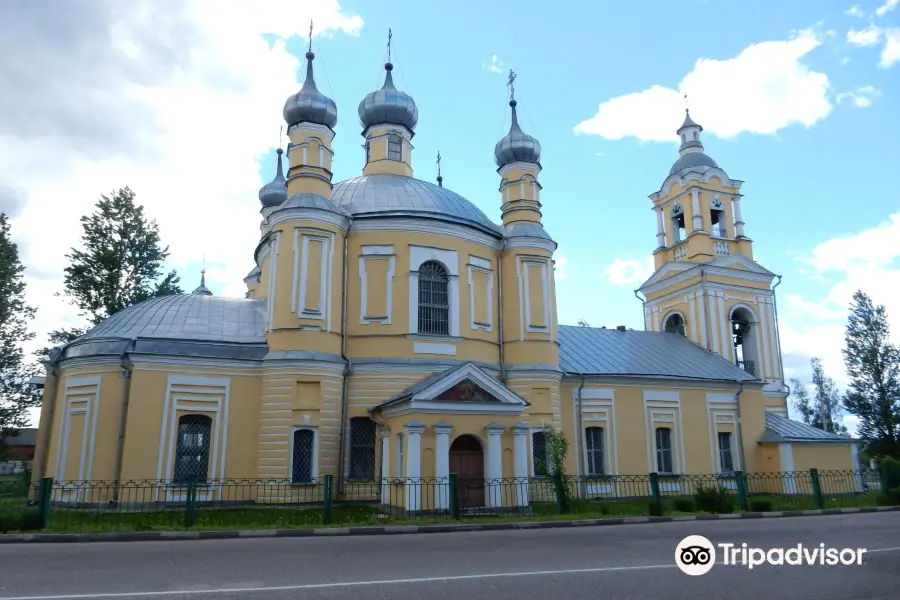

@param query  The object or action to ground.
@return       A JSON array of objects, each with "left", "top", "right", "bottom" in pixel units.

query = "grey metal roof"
[
  {"left": 258, "top": 148, "right": 287, "bottom": 208},
  {"left": 331, "top": 174, "right": 501, "bottom": 236},
  {"left": 283, "top": 52, "right": 338, "bottom": 129},
  {"left": 677, "top": 109, "right": 701, "bottom": 132},
  {"left": 494, "top": 100, "right": 541, "bottom": 167},
  {"left": 668, "top": 151, "right": 719, "bottom": 177},
  {"left": 760, "top": 412, "right": 853, "bottom": 444},
  {"left": 358, "top": 63, "right": 418, "bottom": 132},
  {"left": 558, "top": 325, "right": 758, "bottom": 381},
  {"left": 275, "top": 192, "right": 351, "bottom": 217},
  {"left": 501, "top": 222, "right": 553, "bottom": 240},
  {"left": 79, "top": 294, "right": 266, "bottom": 344}
]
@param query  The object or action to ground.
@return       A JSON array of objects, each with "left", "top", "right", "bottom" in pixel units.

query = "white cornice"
[
  {"left": 640, "top": 258, "right": 774, "bottom": 296},
  {"left": 498, "top": 161, "right": 541, "bottom": 177},
  {"left": 361, "top": 122, "right": 414, "bottom": 139},
  {"left": 287, "top": 122, "right": 335, "bottom": 141},
  {"left": 129, "top": 355, "right": 263, "bottom": 371},
  {"left": 561, "top": 374, "right": 764, "bottom": 390},
  {"left": 58, "top": 357, "right": 123, "bottom": 371},
  {"left": 650, "top": 168, "right": 744, "bottom": 201},
  {"left": 351, "top": 218, "right": 502, "bottom": 250},
  {"left": 504, "top": 236, "right": 557, "bottom": 253},
  {"left": 267, "top": 207, "right": 350, "bottom": 231}
]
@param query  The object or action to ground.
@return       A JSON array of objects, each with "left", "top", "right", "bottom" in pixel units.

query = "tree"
[
  {"left": 577, "top": 319, "right": 590, "bottom": 327},
  {"left": 842, "top": 291, "right": 900, "bottom": 458},
  {"left": 0, "top": 213, "right": 40, "bottom": 458},
  {"left": 43, "top": 187, "right": 182, "bottom": 353},
  {"left": 790, "top": 377, "right": 814, "bottom": 424},
  {"left": 810, "top": 358, "right": 849, "bottom": 435}
]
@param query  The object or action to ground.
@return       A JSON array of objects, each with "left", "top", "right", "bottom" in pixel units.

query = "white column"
[
  {"left": 655, "top": 207, "right": 666, "bottom": 248},
  {"left": 486, "top": 423, "right": 505, "bottom": 508},
  {"left": 851, "top": 443, "right": 863, "bottom": 492},
  {"left": 404, "top": 421, "right": 425, "bottom": 512},
  {"left": 380, "top": 428, "right": 391, "bottom": 505},
  {"left": 691, "top": 188, "right": 703, "bottom": 232},
  {"left": 778, "top": 443, "right": 797, "bottom": 495},
  {"left": 434, "top": 422, "right": 452, "bottom": 510},
  {"left": 513, "top": 422, "right": 530, "bottom": 508},
  {"left": 733, "top": 196, "right": 746, "bottom": 237}
]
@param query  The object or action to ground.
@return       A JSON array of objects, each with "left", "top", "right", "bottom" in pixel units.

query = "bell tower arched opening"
[
  {"left": 731, "top": 307, "right": 759, "bottom": 376},
  {"left": 663, "top": 312, "right": 686, "bottom": 337}
]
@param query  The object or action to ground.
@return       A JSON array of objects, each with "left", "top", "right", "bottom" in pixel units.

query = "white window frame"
[
  {"left": 655, "top": 427, "right": 674, "bottom": 474},
  {"left": 396, "top": 433, "right": 405, "bottom": 479},
  {"left": 717, "top": 431, "right": 735, "bottom": 473},
  {"left": 583, "top": 426, "right": 605, "bottom": 477},
  {"left": 408, "top": 246, "right": 459, "bottom": 337},
  {"left": 290, "top": 426, "right": 319, "bottom": 484}
]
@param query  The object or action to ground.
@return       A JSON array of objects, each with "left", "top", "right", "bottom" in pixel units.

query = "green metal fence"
[{"left": 0, "top": 468, "right": 895, "bottom": 534}]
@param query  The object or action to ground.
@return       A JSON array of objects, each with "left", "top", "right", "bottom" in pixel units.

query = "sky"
[{"left": 2, "top": 0, "right": 899, "bottom": 429}]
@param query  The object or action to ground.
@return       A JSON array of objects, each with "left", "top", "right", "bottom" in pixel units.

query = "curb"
[{"left": 2, "top": 505, "right": 898, "bottom": 544}]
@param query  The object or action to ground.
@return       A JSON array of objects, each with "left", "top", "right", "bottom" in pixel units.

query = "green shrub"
[
  {"left": 0, "top": 505, "right": 41, "bottom": 533},
  {"left": 648, "top": 499, "right": 664, "bottom": 516},
  {"left": 672, "top": 498, "right": 695, "bottom": 512},
  {"left": 749, "top": 498, "right": 775, "bottom": 512},
  {"left": 694, "top": 485, "right": 735, "bottom": 514}
]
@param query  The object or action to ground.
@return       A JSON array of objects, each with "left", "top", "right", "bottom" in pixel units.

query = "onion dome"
[
  {"left": 283, "top": 52, "right": 338, "bottom": 129},
  {"left": 494, "top": 99, "right": 541, "bottom": 167},
  {"left": 258, "top": 148, "right": 287, "bottom": 208},
  {"left": 358, "top": 63, "right": 418, "bottom": 133}
]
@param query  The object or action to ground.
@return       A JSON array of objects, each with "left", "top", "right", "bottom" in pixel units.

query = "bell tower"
[{"left": 637, "top": 109, "right": 787, "bottom": 402}]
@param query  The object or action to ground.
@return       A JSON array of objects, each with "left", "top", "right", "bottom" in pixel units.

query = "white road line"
[{"left": 4, "top": 547, "right": 900, "bottom": 600}]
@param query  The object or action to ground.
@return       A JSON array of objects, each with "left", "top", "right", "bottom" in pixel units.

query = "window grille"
[
  {"left": 173, "top": 415, "right": 212, "bottom": 484},
  {"left": 718, "top": 432, "right": 734, "bottom": 472},
  {"left": 584, "top": 427, "right": 605, "bottom": 476},
  {"left": 532, "top": 431, "right": 548, "bottom": 476},
  {"left": 349, "top": 418, "right": 376, "bottom": 480},
  {"left": 292, "top": 429, "right": 315, "bottom": 483},
  {"left": 417, "top": 261, "right": 450, "bottom": 335},
  {"left": 388, "top": 133, "right": 402, "bottom": 161},
  {"left": 655, "top": 427, "right": 674, "bottom": 474}
]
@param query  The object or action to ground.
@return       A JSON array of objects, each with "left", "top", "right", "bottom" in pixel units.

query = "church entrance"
[{"left": 449, "top": 435, "right": 484, "bottom": 508}]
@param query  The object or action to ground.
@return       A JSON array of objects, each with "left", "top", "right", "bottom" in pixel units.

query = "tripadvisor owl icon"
[{"left": 676, "top": 535, "right": 716, "bottom": 576}]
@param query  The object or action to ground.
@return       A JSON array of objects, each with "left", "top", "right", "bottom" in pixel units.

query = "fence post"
[
  {"left": 735, "top": 471, "right": 749, "bottom": 511},
  {"left": 323, "top": 475, "right": 334, "bottom": 525},
  {"left": 648, "top": 473, "right": 663, "bottom": 515},
  {"left": 184, "top": 477, "right": 198, "bottom": 528},
  {"left": 449, "top": 474, "right": 460, "bottom": 520},
  {"left": 38, "top": 477, "right": 53, "bottom": 529},
  {"left": 810, "top": 468, "right": 824, "bottom": 510},
  {"left": 879, "top": 465, "right": 893, "bottom": 505}
]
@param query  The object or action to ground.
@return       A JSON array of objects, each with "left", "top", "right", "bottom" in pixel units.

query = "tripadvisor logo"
[{"left": 675, "top": 535, "right": 868, "bottom": 575}]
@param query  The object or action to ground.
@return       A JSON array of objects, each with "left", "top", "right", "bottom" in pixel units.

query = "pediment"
[
  {"left": 708, "top": 253, "right": 774, "bottom": 276},
  {"left": 638, "top": 261, "right": 693, "bottom": 290},
  {"left": 434, "top": 379, "right": 503, "bottom": 403}
]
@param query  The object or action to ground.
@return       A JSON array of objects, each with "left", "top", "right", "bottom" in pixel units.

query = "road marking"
[{"left": 4, "top": 547, "right": 900, "bottom": 600}]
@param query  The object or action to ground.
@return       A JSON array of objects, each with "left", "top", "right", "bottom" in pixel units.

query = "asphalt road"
[{"left": 1, "top": 513, "right": 899, "bottom": 600}]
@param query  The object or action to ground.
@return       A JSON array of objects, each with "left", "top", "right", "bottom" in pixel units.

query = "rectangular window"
[
  {"left": 718, "top": 432, "right": 734, "bottom": 472},
  {"left": 349, "top": 418, "right": 376, "bottom": 480},
  {"left": 396, "top": 433, "right": 404, "bottom": 479},
  {"left": 584, "top": 427, "right": 605, "bottom": 476},
  {"left": 292, "top": 428, "right": 316, "bottom": 484},
  {"left": 655, "top": 427, "right": 674, "bottom": 474},
  {"left": 173, "top": 415, "right": 212, "bottom": 484},
  {"left": 531, "top": 431, "right": 548, "bottom": 476},
  {"left": 388, "top": 133, "right": 402, "bottom": 161}
]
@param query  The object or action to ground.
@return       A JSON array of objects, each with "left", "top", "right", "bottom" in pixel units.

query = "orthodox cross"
[
  {"left": 278, "top": 124, "right": 282, "bottom": 149},
  {"left": 308, "top": 20, "right": 314, "bottom": 53},
  {"left": 507, "top": 69, "right": 517, "bottom": 101},
  {"left": 387, "top": 28, "right": 393, "bottom": 62},
  {"left": 436, "top": 151, "right": 442, "bottom": 178},
  {"left": 684, "top": 92, "right": 689, "bottom": 111}
]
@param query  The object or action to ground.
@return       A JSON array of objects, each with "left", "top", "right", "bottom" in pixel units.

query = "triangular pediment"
[
  {"left": 708, "top": 253, "right": 774, "bottom": 276},
  {"left": 639, "top": 261, "right": 693, "bottom": 290}
]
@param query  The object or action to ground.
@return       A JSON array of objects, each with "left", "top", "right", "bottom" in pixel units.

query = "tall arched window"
[
  {"left": 292, "top": 428, "right": 316, "bottom": 483},
  {"left": 584, "top": 426, "right": 605, "bottom": 476},
  {"left": 664, "top": 313, "right": 686, "bottom": 337},
  {"left": 387, "top": 133, "right": 402, "bottom": 161},
  {"left": 418, "top": 261, "right": 449, "bottom": 335},
  {"left": 173, "top": 415, "right": 212, "bottom": 484}
]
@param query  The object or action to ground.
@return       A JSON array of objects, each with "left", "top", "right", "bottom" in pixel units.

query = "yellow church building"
[{"left": 31, "top": 46, "right": 858, "bottom": 512}]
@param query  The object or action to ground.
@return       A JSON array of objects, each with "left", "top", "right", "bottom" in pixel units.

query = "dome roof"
[
  {"left": 258, "top": 148, "right": 287, "bottom": 208},
  {"left": 668, "top": 151, "right": 719, "bottom": 177},
  {"left": 494, "top": 100, "right": 541, "bottom": 167},
  {"left": 277, "top": 192, "right": 352, "bottom": 217},
  {"left": 283, "top": 52, "right": 338, "bottom": 129},
  {"left": 358, "top": 63, "right": 418, "bottom": 133},
  {"left": 331, "top": 174, "right": 501, "bottom": 236}
]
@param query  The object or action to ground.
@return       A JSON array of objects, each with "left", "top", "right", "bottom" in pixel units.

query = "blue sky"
[{"left": 6, "top": 1, "right": 900, "bottom": 426}]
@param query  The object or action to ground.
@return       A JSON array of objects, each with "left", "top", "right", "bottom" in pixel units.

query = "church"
[{"left": 30, "top": 41, "right": 857, "bottom": 512}]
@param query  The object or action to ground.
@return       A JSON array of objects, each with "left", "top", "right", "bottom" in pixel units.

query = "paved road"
[{"left": 1, "top": 513, "right": 899, "bottom": 600}]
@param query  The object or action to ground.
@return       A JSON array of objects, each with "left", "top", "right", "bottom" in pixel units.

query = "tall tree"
[
  {"left": 0, "top": 213, "right": 40, "bottom": 457},
  {"left": 842, "top": 291, "right": 900, "bottom": 458},
  {"left": 809, "top": 357, "right": 848, "bottom": 435},
  {"left": 790, "top": 377, "right": 814, "bottom": 424},
  {"left": 44, "top": 187, "right": 182, "bottom": 351}
]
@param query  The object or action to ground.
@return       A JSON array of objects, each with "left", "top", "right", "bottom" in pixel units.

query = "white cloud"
[
  {"left": 483, "top": 54, "right": 505, "bottom": 74},
  {"left": 573, "top": 29, "right": 831, "bottom": 142},
  {"left": 602, "top": 257, "right": 655, "bottom": 287},
  {"left": 879, "top": 29, "right": 900, "bottom": 67},
  {"left": 2, "top": 0, "right": 363, "bottom": 354},
  {"left": 554, "top": 254, "right": 568, "bottom": 281},
  {"left": 847, "top": 24, "right": 883, "bottom": 46},
  {"left": 836, "top": 85, "right": 882, "bottom": 107},
  {"left": 845, "top": 4, "right": 866, "bottom": 18},
  {"left": 876, "top": 0, "right": 900, "bottom": 17},
  {"left": 840, "top": 56, "right": 852, "bottom": 65}
]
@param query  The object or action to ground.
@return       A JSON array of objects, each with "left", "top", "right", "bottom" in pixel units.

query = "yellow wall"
[{"left": 793, "top": 444, "right": 854, "bottom": 472}]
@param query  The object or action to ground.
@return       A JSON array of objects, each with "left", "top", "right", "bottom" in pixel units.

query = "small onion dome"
[
  {"left": 494, "top": 100, "right": 541, "bottom": 167},
  {"left": 358, "top": 62, "right": 418, "bottom": 133},
  {"left": 258, "top": 148, "right": 287, "bottom": 208},
  {"left": 283, "top": 52, "right": 338, "bottom": 129}
]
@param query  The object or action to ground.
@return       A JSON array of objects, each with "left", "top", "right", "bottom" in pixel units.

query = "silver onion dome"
[
  {"left": 494, "top": 99, "right": 541, "bottom": 167},
  {"left": 258, "top": 148, "right": 287, "bottom": 208},
  {"left": 358, "top": 63, "right": 418, "bottom": 133},
  {"left": 283, "top": 52, "right": 338, "bottom": 129}
]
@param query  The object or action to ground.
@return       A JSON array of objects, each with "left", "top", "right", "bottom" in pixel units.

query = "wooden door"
[{"left": 449, "top": 435, "right": 485, "bottom": 508}]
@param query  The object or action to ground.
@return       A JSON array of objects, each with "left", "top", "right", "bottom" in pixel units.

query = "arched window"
[
  {"left": 348, "top": 418, "right": 376, "bottom": 480},
  {"left": 731, "top": 308, "right": 757, "bottom": 376},
  {"left": 173, "top": 415, "right": 212, "bottom": 484},
  {"left": 664, "top": 313, "right": 686, "bottom": 337},
  {"left": 584, "top": 426, "right": 605, "bottom": 476},
  {"left": 655, "top": 427, "right": 673, "bottom": 474},
  {"left": 417, "top": 261, "right": 450, "bottom": 335},
  {"left": 292, "top": 428, "right": 316, "bottom": 483},
  {"left": 387, "top": 133, "right": 402, "bottom": 161},
  {"left": 670, "top": 203, "right": 686, "bottom": 243}
]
